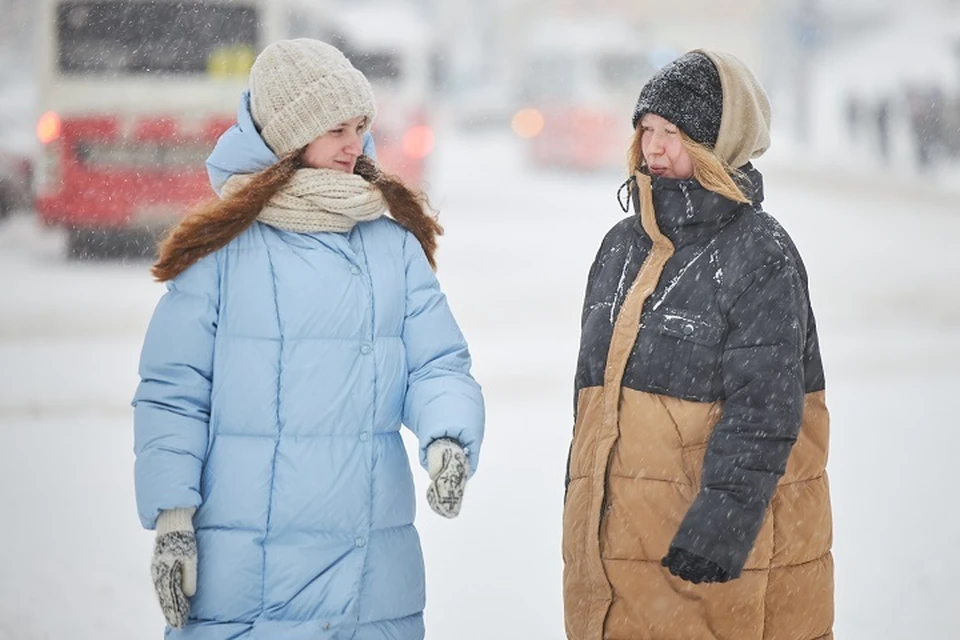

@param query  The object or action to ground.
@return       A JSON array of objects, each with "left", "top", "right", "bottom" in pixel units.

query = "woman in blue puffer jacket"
[{"left": 132, "top": 39, "right": 484, "bottom": 640}]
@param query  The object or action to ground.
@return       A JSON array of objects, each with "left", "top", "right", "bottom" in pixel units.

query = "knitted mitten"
[
  {"left": 426, "top": 438, "right": 470, "bottom": 518},
  {"left": 151, "top": 507, "right": 198, "bottom": 628}
]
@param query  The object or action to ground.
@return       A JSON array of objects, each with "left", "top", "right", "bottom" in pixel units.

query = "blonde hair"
[{"left": 627, "top": 127, "right": 750, "bottom": 204}]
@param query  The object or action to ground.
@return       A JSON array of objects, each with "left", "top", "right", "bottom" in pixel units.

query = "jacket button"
[
  {"left": 682, "top": 323, "right": 695, "bottom": 336},
  {"left": 350, "top": 265, "right": 361, "bottom": 276},
  {"left": 355, "top": 536, "right": 367, "bottom": 548},
  {"left": 360, "top": 343, "right": 372, "bottom": 355},
  {"left": 359, "top": 431, "right": 370, "bottom": 442}
]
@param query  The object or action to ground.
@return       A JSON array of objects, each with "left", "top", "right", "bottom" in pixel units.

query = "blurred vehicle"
[
  {"left": 0, "top": 66, "right": 34, "bottom": 220},
  {"left": 33, "top": 0, "right": 357, "bottom": 259},
  {"left": 0, "top": 150, "right": 32, "bottom": 220},
  {"left": 327, "top": 5, "right": 435, "bottom": 187},
  {"left": 514, "top": 19, "right": 658, "bottom": 173}
]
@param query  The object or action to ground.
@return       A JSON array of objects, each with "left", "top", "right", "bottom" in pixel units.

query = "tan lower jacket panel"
[{"left": 563, "top": 388, "right": 833, "bottom": 640}]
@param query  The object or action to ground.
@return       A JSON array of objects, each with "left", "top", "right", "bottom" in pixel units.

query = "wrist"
[{"left": 156, "top": 507, "right": 196, "bottom": 536}]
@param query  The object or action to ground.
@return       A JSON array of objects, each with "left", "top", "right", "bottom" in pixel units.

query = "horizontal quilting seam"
[
  {"left": 197, "top": 524, "right": 415, "bottom": 535},
  {"left": 601, "top": 557, "right": 670, "bottom": 563},
  {"left": 211, "top": 431, "right": 398, "bottom": 438},
  {"left": 777, "top": 473, "right": 826, "bottom": 486},
  {"left": 768, "top": 553, "right": 831, "bottom": 571},
  {"left": 607, "top": 474, "right": 692, "bottom": 486},
  {"left": 217, "top": 335, "right": 403, "bottom": 341}
]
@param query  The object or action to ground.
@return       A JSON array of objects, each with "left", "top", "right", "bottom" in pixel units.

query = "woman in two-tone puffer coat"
[
  {"left": 132, "top": 39, "right": 484, "bottom": 640},
  {"left": 563, "top": 50, "right": 833, "bottom": 640}
]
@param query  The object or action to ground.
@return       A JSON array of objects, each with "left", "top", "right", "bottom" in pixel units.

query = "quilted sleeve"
[
  {"left": 132, "top": 253, "right": 220, "bottom": 529},
  {"left": 400, "top": 232, "right": 485, "bottom": 475},
  {"left": 670, "top": 261, "right": 808, "bottom": 577}
]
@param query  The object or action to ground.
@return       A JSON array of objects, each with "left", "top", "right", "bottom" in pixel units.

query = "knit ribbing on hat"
[
  {"left": 631, "top": 51, "right": 723, "bottom": 146},
  {"left": 249, "top": 39, "right": 377, "bottom": 156},
  {"left": 223, "top": 168, "right": 386, "bottom": 234}
]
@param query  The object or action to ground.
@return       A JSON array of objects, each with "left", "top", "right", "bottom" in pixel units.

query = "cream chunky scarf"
[{"left": 225, "top": 168, "right": 386, "bottom": 233}]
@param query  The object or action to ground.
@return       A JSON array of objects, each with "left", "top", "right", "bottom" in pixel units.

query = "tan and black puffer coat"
[{"left": 562, "top": 165, "right": 833, "bottom": 640}]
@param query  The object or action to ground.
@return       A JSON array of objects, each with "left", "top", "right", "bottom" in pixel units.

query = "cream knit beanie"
[{"left": 249, "top": 39, "right": 377, "bottom": 156}]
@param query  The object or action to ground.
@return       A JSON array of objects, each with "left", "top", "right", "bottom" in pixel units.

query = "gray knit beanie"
[
  {"left": 249, "top": 39, "right": 377, "bottom": 156},
  {"left": 632, "top": 51, "right": 723, "bottom": 146}
]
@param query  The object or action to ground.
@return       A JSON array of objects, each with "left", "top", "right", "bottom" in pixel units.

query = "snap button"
[
  {"left": 350, "top": 265, "right": 361, "bottom": 276},
  {"left": 360, "top": 343, "right": 372, "bottom": 355},
  {"left": 324, "top": 622, "right": 331, "bottom": 631},
  {"left": 682, "top": 323, "right": 695, "bottom": 336},
  {"left": 355, "top": 536, "right": 367, "bottom": 548},
  {"left": 359, "top": 431, "right": 370, "bottom": 442}
]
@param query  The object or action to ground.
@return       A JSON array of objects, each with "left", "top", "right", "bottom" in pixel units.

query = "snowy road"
[{"left": 1, "top": 131, "right": 958, "bottom": 639}]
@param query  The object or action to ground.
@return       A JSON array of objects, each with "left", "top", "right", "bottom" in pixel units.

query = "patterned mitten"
[
  {"left": 426, "top": 438, "right": 470, "bottom": 518},
  {"left": 151, "top": 507, "right": 198, "bottom": 628}
]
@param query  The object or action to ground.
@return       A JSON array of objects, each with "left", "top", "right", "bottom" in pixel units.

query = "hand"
[
  {"left": 661, "top": 547, "right": 732, "bottom": 584},
  {"left": 151, "top": 507, "right": 198, "bottom": 628},
  {"left": 425, "top": 438, "right": 469, "bottom": 518}
]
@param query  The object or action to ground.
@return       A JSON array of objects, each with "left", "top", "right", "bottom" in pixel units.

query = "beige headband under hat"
[{"left": 249, "top": 39, "right": 377, "bottom": 157}]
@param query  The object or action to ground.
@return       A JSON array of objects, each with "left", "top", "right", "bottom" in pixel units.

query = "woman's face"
[
  {"left": 302, "top": 116, "right": 367, "bottom": 172},
  {"left": 638, "top": 113, "right": 694, "bottom": 180}
]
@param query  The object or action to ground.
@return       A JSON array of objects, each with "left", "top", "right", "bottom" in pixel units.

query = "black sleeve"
[{"left": 669, "top": 261, "right": 807, "bottom": 577}]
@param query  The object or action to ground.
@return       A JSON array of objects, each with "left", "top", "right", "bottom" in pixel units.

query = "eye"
[{"left": 666, "top": 129, "right": 679, "bottom": 135}]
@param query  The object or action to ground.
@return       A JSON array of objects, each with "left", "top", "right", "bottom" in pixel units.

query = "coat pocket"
[{"left": 643, "top": 309, "right": 725, "bottom": 398}]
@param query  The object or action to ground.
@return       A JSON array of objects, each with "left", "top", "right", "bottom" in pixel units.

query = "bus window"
[{"left": 57, "top": 1, "right": 258, "bottom": 75}]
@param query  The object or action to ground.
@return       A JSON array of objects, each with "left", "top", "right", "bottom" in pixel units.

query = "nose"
[
  {"left": 344, "top": 130, "right": 363, "bottom": 156},
  {"left": 646, "top": 131, "right": 665, "bottom": 156}
]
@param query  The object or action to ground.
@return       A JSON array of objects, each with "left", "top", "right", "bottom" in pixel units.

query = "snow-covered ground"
[{"left": 2, "top": 130, "right": 959, "bottom": 639}]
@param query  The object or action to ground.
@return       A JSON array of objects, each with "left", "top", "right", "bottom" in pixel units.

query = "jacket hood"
[
  {"left": 697, "top": 50, "right": 772, "bottom": 169},
  {"left": 206, "top": 90, "right": 280, "bottom": 196}
]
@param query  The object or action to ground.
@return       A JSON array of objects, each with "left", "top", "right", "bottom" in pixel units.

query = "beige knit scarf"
[{"left": 224, "top": 168, "right": 386, "bottom": 233}]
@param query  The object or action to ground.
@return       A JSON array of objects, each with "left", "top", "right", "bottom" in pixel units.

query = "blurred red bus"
[
  {"left": 34, "top": 0, "right": 426, "bottom": 258},
  {"left": 35, "top": 0, "right": 274, "bottom": 257}
]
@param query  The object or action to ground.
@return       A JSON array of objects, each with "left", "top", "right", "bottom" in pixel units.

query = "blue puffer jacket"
[{"left": 133, "top": 91, "right": 484, "bottom": 640}]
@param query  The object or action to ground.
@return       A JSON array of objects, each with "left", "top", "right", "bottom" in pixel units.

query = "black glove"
[{"left": 661, "top": 547, "right": 732, "bottom": 584}]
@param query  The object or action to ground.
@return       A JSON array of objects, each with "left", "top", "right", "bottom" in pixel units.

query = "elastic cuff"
[{"left": 156, "top": 507, "right": 196, "bottom": 536}]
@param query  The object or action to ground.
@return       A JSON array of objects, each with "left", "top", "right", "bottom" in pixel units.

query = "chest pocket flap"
[{"left": 651, "top": 311, "right": 725, "bottom": 347}]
